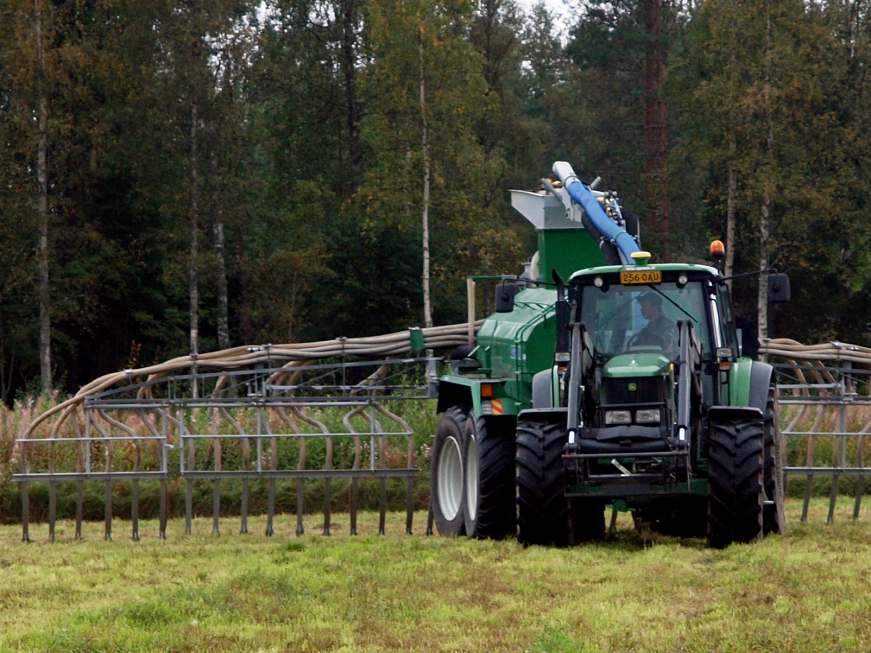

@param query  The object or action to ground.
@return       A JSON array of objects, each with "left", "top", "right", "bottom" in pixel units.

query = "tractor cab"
[{"left": 558, "top": 261, "right": 724, "bottom": 466}]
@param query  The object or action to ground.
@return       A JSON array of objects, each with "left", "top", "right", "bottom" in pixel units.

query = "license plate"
[{"left": 620, "top": 270, "right": 662, "bottom": 285}]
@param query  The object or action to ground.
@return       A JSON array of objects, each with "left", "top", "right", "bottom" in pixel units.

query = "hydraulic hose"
[
  {"left": 552, "top": 161, "right": 640, "bottom": 265},
  {"left": 21, "top": 321, "right": 482, "bottom": 438}
]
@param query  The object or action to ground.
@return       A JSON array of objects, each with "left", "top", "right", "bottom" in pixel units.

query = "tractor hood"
[{"left": 602, "top": 352, "right": 670, "bottom": 378}]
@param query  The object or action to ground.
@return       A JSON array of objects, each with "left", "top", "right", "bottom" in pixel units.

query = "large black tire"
[
  {"left": 763, "top": 389, "right": 786, "bottom": 535},
  {"left": 431, "top": 406, "right": 467, "bottom": 536},
  {"left": 707, "top": 416, "right": 764, "bottom": 548},
  {"left": 516, "top": 418, "right": 572, "bottom": 546},
  {"left": 463, "top": 416, "right": 515, "bottom": 538}
]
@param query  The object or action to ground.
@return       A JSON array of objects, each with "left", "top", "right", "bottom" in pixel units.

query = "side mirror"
[
  {"left": 767, "top": 273, "right": 791, "bottom": 303},
  {"left": 495, "top": 282, "right": 520, "bottom": 313}
]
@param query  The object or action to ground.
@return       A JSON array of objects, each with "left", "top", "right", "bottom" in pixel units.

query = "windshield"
[{"left": 579, "top": 282, "right": 711, "bottom": 359}]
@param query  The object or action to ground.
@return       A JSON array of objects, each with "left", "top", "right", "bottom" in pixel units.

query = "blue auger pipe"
[{"left": 552, "top": 161, "right": 641, "bottom": 265}]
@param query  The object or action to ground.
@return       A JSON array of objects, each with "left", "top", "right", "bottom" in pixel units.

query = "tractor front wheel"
[
  {"left": 707, "top": 416, "right": 765, "bottom": 548},
  {"left": 516, "top": 418, "right": 572, "bottom": 546},
  {"left": 431, "top": 406, "right": 467, "bottom": 536},
  {"left": 463, "top": 416, "right": 515, "bottom": 538}
]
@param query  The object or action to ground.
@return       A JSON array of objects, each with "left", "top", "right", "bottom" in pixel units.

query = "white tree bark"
[
  {"left": 214, "top": 218, "right": 230, "bottom": 350},
  {"left": 34, "top": 0, "right": 51, "bottom": 393},
  {"left": 419, "top": 28, "right": 433, "bottom": 329},
  {"left": 725, "top": 137, "right": 737, "bottom": 285},
  {"left": 189, "top": 102, "right": 200, "bottom": 357},
  {"left": 757, "top": 1, "right": 773, "bottom": 345}
]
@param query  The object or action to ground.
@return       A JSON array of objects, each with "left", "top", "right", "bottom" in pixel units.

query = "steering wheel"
[{"left": 627, "top": 330, "right": 666, "bottom": 350}]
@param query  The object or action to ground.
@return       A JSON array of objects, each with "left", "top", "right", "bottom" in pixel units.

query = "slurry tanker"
[{"left": 431, "top": 161, "right": 789, "bottom": 547}]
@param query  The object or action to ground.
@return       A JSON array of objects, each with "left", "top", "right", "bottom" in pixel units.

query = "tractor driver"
[{"left": 629, "top": 292, "right": 677, "bottom": 354}]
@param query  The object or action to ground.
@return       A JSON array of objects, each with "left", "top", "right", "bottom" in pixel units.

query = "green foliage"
[{"left": 0, "top": 0, "right": 868, "bottom": 399}]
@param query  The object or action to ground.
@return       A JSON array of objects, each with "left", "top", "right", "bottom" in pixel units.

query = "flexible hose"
[{"left": 23, "top": 321, "right": 483, "bottom": 438}]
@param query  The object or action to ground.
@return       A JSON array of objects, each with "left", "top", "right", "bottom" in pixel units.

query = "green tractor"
[{"left": 431, "top": 161, "right": 789, "bottom": 547}]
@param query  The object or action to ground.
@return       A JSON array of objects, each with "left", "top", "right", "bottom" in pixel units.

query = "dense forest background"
[{"left": 0, "top": 0, "right": 869, "bottom": 402}]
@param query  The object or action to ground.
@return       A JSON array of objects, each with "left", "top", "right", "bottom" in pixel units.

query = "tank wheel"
[
  {"left": 431, "top": 406, "right": 467, "bottom": 536},
  {"left": 763, "top": 388, "right": 786, "bottom": 535},
  {"left": 463, "top": 416, "right": 515, "bottom": 538},
  {"left": 707, "top": 415, "right": 764, "bottom": 548},
  {"left": 516, "top": 418, "right": 572, "bottom": 546}
]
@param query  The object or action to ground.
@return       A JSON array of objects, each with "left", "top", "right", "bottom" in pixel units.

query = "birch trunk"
[
  {"left": 757, "top": 2, "right": 773, "bottom": 345},
  {"left": 214, "top": 219, "right": 230, "bottom": 350},
  {"left": 34, "top": 0, "right": 51, "bottom": 393},
  {"left": 419, "top": 29, "right": 432, "bottom": 329},
  {"left": 340, "top": 0, "right": 361, "bottom": 189},
  {"left": 643, "top": 0, "right": 670, "bottom": 253},
  {"left": 725, "top": 136, "right": 737, "bottom": 285},
  {"left": 725, "top": 17, "right": 737, "bottom": 285},
  {"left": 189, "top": 102, "right": 200, "bottom": 357}
]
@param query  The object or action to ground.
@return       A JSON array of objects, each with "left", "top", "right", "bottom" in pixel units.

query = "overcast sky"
[{"left": 514, "top": 0, "right": 572, "bottom": 31}]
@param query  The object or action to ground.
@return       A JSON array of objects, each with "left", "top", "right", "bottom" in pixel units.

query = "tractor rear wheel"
[
  {"left": 463, "top": 416, "right": 515, "bottom": 538},
  {"left": 431, "top": 406, "right": 467, "bottom": 536},
  {"left": 763, "top": 389, "right": 786, "bottom": 535},
  {"left": 516, "top": 418, "right": 572, "bottom": 546},
  {"left": 707, "top": 416, "right": 764, "bottom": 548}
]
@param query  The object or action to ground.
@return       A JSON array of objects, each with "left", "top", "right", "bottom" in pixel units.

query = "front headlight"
[
  {"left": 604, "top": 410, "right": 632, "bottom": 425},
  {"left": 635, "top": 409, "right": 661, "bottom": 424}
]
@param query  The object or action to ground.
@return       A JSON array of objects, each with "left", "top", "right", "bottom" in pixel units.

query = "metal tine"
[
  {"left": 75, "top": 481, "right": 83, "bottom": 540},
  {"left": 240, "top": 479, "right": 249, "bottom": 534},
  {"left": 185, "top": 408, "right": 196, "bottom": 535},
  {"left": 217, "top": 403, "right": 249, "bottom": 535},
  {"left": 426, "top": 505, "right": 434, "bottom": 536},
  {"left": 266, "top": 408, "right": 276, "bottom": 537},
  {"left": 209, "top": 392, "right": 222, "bottom": 536},
  {"left": 781, "top": 361, "right": 810, "bottom": 499},
  {"left": 212, "top": 480, "right": 221, "bottom": 536},
  {"left": 159, "top": 479, "right": 167, "bottom": 539},
  {"left": 48, "top": 434, "right": 56, "bottom": 543},
  {"left": 801, "top": 382, "right": 825, "bottom": 523},
  {"left": 104, "top": 480, "right": 113, "bottom": 541},
  {"left": 853, "top": 422, "right": 868, "bottom": 520},
  {"left": 48, "top": 482, "right": 56, "bottom": 543},
  {"left": 371, "top": 408, "right": 387, "bottom": 536},
  {"left": 342, "top": 406, "right": 365, "bottom": 536},
  {"left": 132, "top": 411, "right": 142, "bottom": 541},
  {"left": 274, "top": 407, "right": 305, "bottom": 537},
  {"left": 266, "top": 479, "right": 275, "bottom": 537},
  {"left": 322, "top": 408, "right": 334, "bottom": 536},
  {"left": 21, "top": 481, "right": 30, "bottom": 543},
  {"left": 375, "top": 402, "right": 415, "bottom": 534},
  {"left": 821, "top": 364, "right": 841, "bottom": 525},
  {"left": 158, "top": 407, "right": 168, "bottom": 539},
  {"left": 185, "top": 479, "right": 193, "bottom": 535},
  {"left": 75, "top": 411, "right": 84, "bottom": 540},
  {"left": 179, "top": 412, "right": 192, "bottom": 535},
  {"left": 131, "top": 479, "right": 140, "bottom": 541},
  {"left": 292, "top": 407, "right": 332, "bottom": 536}
]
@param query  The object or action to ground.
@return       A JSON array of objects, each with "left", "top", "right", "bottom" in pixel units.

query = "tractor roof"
[{"left": 569, "top": 262, "right": 720, "bottom": 283}]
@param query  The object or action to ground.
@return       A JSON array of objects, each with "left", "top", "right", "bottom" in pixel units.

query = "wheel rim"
[
  {"left": 437, "top": 435, "right": 463, "bottom": 520},
  {"left": 465, "top": 435, "right": 479, "bottom": 522}
]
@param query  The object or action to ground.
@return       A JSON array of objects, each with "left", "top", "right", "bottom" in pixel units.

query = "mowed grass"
[{"left": 0, "top": 499, "right": 868, "bottom": 653}]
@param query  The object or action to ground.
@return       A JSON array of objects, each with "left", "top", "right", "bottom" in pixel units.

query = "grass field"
[{"left": 0, "top": 499, "right": 868, "bottom": 652}]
